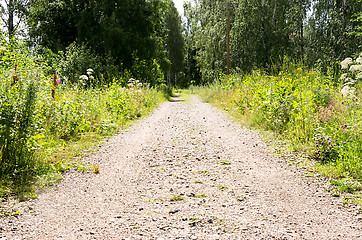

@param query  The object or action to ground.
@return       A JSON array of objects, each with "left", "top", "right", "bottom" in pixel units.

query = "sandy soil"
[{"left": 1, "top": 95, "right": 361, "bottom": 239}]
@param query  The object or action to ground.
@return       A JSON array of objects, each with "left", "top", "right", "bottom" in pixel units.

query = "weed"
[
  {"left": 93, "top": 165, "right": 100, "bottom": 174},
  {"left": 219, "top": 159, "right": 231, "bottom": 165},
  {"left": 330, "top": 178, "right": 361, "bottom": 193},
  {"left": 0, "top": 40, "right": 166, "bottom": 197},
  {"left": 170, "top": 195, "right": 185, "bottom": 201},
  {"left": 194, "top": 193, "right": 207, "bottom": 198},
  {"left": 193, "top": 60, "right": 362, "bottom": 187}
]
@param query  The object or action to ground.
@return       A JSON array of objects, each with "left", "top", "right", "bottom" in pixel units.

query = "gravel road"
[{"left": 1, "top": 95, "right": 361, "bottom": 239}]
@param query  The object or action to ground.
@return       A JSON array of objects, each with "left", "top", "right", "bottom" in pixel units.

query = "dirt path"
[{"left": 1, "top": 95, "right": 361, "bottom": 239}]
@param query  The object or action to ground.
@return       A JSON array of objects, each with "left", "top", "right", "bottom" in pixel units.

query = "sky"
[{"left": 173, "top": 0, "right": 187, "bottom": 16}]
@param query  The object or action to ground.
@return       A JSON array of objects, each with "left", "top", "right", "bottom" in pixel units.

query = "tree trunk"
[
  {"left": 8, "top": 0, "right": 14, "bottom": 39},
  {"left": 272, "top": 0, "right": 278, "bottom": 30}
]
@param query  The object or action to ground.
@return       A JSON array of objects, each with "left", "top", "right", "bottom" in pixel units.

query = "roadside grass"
[
  {"left": 0, "top": 43, "right": 171, "bottom": 200},
  {"left": 0, "top": 84, "right": 166, "bottom": 199},
  {"left": 191, "top": 62, "right": 362, "bottom": 205}
]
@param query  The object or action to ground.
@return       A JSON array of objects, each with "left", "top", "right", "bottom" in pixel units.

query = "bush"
[
  {"left": 157, "top": 83, "right": 173, "bottom": 100},
  {"left": 194, "top": 62, "right": 362, "bottom": 179},
  {"left": 0, "top": 79, "right": 41, "bottom": 183},
  {"left": 58, "top": 42, "right": 102, "bottom": 87}
]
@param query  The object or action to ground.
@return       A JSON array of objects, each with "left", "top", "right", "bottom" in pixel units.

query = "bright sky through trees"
[{"left": 173, "top": 0, "right": 186, "bottom": 16}]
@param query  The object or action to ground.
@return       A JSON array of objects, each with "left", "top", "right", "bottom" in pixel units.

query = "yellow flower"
[{"left": 297, "top": 67, "right": 302, "bottom": 71}]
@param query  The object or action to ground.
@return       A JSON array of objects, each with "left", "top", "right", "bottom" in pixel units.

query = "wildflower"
[
  {"left": 341, "top": 58, "right": 352, "bottom": 69},
  {"left": 340, "top": 85, "right": 355, "bottom": 97},
  {"left": 356, "top": 56, "right": 362, "bottom": 64},
  {"left": 349, "top": 65, "right": 362, "bottom": 73},
  {"left": 328, "top": 145, "right": 332, "bottom": 148},
  {"left": 79, "top": 75, "right": 88, "bottom": 81},
  {"left": 86, "top": 68, "right": 94, "bottom": 75},
  {"left": 52, "top": 70, "right": 59, "bottom": 88},
  {"left": 0, "top": 46, "right": 6, "bottom": 54},
  {"left": 51, "top": 70, "right": 58, "bottom": 99},
  {"left": 340, "top": 73, "right": 347, "bottom": 80},
  {"left": 57, "top": 78, "right": 61, "bottom": 84},
  {"left": 10, "top": 63, "right": 19, "bottom": 87},
  {"left": 357, "top": 73, "right": 362, "bottom": 79},
  {"left": 297, "top": 67, "right": 302, "bottom": 71}
]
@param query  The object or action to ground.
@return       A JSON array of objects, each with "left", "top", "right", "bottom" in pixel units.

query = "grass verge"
[{"left": 191, "top": 63, "right": 362, "bottom": 206}]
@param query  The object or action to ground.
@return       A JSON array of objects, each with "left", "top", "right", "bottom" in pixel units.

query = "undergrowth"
[
  {"left": 0, "top": 40, "right": 169, "bottom": 199},
  {"left": 192, "top": 56, "right": 362, "bottom": 204}
]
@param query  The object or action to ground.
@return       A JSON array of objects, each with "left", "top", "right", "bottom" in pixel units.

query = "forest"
[{"left": 0, "top": 0, "right": 361, "bottom": 200}]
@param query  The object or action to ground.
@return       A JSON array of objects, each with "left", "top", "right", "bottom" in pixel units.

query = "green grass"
[
  {"left": 194, "top": 193, "right": 207, "bottom": 198},
  {"left": 0, "top": 42, "right": 168, "bottom": 200},
  {"left": 192, "top": 61, "right": 362, "bottom": 205},
  {"left": 219, "top": 159, "right": 231, "bottom": 165},
  {"left": 170, "top": 195, "right": 185, "bottom": 201}
]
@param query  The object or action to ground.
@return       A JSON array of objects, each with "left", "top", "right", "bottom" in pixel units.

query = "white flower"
[
  {"left": 357, "top": 65, "right": 362, "bottom": 72},
  {"left": 86, "top": 68, "right": 94, "bottom": 75},
  {"left": 349, "top": 65, "right": 361, "bottom": 73},
  {"left": 79, "top": 75, "right": 88, "bottom": 81},
  {"left": 345, "top": 78, "right": 356, "bottom": 85},
  {"left": 340, "top": 85, "right": 355, "bottom": 97},
  {"left": 357, "top": 72, "right": 362, "bottom": 79},
  {"left": 341, "top": 57, "right": 353, "bottom": 69},
  {"left": 340, "top": 73, "right": 347, "bottom": 80},
  {"left": 356, "top": 57, "right": 362, "bottom": 64},
  {"left": 0, "top": 46, "right": 6, "bottom": 54}
]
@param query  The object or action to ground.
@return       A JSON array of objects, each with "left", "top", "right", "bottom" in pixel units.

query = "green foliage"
[
  {"left": 305, "top": 0, "right": 361, "bottom": 72},
  {"left": 184, "top": 0, "right": 312, "bottom": 82},
  {"left": 57, "top": 42, "right": 102, "bottom": 86},
  {"left": 0, "top": 81, "right": 40, "bottom": 183},
  {"left": 27, "top": 0, "right": 78, "bottom": 52},
  {"left": 0, "top": 40, "right": 48, "bottom": 188},
  {"left": 157, "top": 83, "right": 173, "bottom": 100},
  {"left": 0, "top": 39, "right": 167, "bottom": 196},
  {"left": 131, "top": 57, "right": 164, "bottom": 86},
  {"left": 184, "top": 0, "right": 361, "bottom": 83},
  {"left": 163, "top": 0, "right": 185, "bottom": 85},
  {"left": 195, "top": 61, "right": 362, "bottom": 179},
  {"left": 26, "top": 0, "right": 183, "bottom": 86},
  {"left": 330, "top": 178, "right": 362, "bottom": 193}
]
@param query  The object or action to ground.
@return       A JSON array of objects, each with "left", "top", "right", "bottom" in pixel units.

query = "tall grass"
[
  {"left": 193, "top": 61, "right": 362, "bottom": 180},
  {"left": 0, "top": 40, "right": 167, "bottom": 197}
]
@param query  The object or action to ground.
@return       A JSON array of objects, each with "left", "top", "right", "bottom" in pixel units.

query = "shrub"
[{"left": 0, "top": 79, "right": 40, "bottom": 183}]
